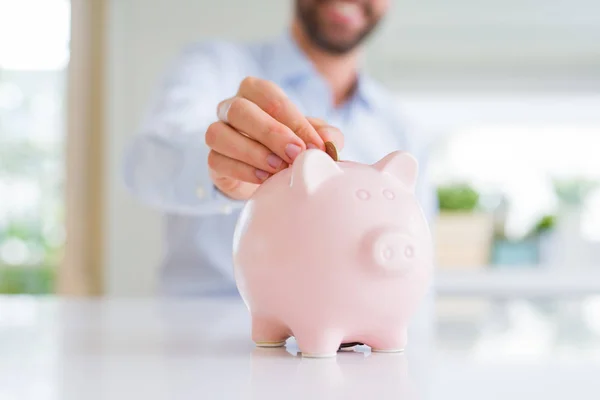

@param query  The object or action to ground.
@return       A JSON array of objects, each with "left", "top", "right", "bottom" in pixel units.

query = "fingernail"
[
  {"left": 266, "top": 153, "right": 283, "bottom": 169},
  {"left": 285, "top": 143, "right": 302, "bottom": 160},
  {"left": 217, "top": 99, "right": 232, "bottom": 122},
  {"left": 307, "top": 143, "right": 319, "bottom": 150},
  {"left": 255, "top": 169, "right": 270, "bottom": 181}
]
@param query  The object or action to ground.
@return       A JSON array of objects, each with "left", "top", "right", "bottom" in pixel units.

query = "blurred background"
[{"left": 1, "top": 0, "right": 599, "bottom": 351}]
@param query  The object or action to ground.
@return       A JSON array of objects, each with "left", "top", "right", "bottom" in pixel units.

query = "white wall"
[
  {"left": 367, "top": 0, "right": 600, "bottom": 91},
  {"left": 105, "top": 0, "right": 600, "bottom": 296}
]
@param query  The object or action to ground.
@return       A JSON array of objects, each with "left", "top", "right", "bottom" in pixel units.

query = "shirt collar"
[{"left": 265, "top": 30, "right": 381, "bottom": 111}]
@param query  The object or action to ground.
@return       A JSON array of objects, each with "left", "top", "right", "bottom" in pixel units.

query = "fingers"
[
  {"left": 236, "top": 77, "right": 325, "bottom": 150},
  {"left": 205, "top": 121, "right": 287, "bottom": 181},
  {"left": 216, "top": 97, "right": 304, "bottom": 164},
  {"left": 208, "top": 150, "right": 270, "bottom": 185},
  {"left": 306, "top": 117, "right": 345, "bottom": 151},
  {"left": 208, "top": 76, "right": 347, "bottom": 200}
]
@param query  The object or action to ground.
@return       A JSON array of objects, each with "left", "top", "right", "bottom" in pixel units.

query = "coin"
[{"left": 324, "top": 141, "right": 338, "bottom": 161}]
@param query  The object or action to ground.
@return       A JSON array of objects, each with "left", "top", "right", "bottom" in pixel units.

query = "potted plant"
[
  {"left": 434, "top": 183, "right": 494, "bottom": 269},
  {"left": 554, "top": 178, "right": 598, "bottom": 208},
  {"left": 491, "top": 214, "right": 556, "bottom": 267}
]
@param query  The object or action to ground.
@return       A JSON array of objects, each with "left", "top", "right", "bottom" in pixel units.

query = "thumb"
[{"left": 306, "top": 117, "right": 345, "bottom": 151}]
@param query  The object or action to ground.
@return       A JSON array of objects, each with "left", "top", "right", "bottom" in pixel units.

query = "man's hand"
[{"left": 205, "top": 77, "right": 343, "bottom": 200}]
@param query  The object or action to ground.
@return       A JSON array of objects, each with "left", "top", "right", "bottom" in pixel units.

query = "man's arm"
[
  {"left": 123, "top": 42, "right": 345, "bottom": 214},
  {"left": 122, "top": 42, "right": 245, "bottom": 215}
]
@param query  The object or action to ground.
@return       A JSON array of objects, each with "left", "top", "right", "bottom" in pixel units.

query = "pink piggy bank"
[{"left": 233, "top": 149, "right": 433, "bottom": 357}]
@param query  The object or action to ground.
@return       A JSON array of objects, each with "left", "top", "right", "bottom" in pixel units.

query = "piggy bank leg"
[
  {"left": 369, "top": 328, "right": 407, "bottom": 353},
  {"left": 252, "top": 315, "right": 290, "bottom": 347},
  {"left": 293, "top": 328, "right": 343, "bottom": 358}
]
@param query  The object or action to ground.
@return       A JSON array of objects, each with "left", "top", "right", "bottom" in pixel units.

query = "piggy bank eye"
[
  {"left": 382, "top": 189, "right": 395, "bottom": 200},
  {"left": 356, "top": 189, "right": 371, "bottom": 200}
]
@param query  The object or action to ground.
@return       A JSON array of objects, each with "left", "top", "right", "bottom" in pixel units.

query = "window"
[{"left": 0, "top": 0, "right": 70, "bottom": 294}]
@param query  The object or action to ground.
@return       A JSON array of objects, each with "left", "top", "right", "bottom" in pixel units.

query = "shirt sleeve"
[{"left": 121, "top": 42, "right": 246, "bottom": 216}]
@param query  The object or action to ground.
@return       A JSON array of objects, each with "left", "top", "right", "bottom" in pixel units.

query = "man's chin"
[
  {"left": 313, "top": 37, "right": 362, "bottom": 54},
  {"left": 306, "top": 27, "right": 359, "bottom": 51}
]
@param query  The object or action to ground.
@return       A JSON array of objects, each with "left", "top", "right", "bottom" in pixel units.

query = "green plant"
[
  {"left": 0, "top": 266, "right": 55, "bottom": 295},
  {"left": 0, "top": 218, "right": 63, "bottom": 295},
  {"left": 532, "top": 214, "right": 556, "bottom": 235},
  {"left": 553, "top": 178, "right": 599, "bottom": 206},
  {"left": 437, "top": 184, "right": 480, "bottom": 212},
  {"left": 0, "top": 219, "right": 64, "bottom": 266}
]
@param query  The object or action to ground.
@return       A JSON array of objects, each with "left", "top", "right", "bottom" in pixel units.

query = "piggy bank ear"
[
  {"left": 373, "top": 151, "right": 418, "bottom": 192},
  {"left": 290, "top": 149, "right": 342, "bottom": 194}
]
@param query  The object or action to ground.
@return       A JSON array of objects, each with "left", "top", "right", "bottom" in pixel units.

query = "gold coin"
[{"left": 324, "top": 141, "right": 338, "bottom": 161}]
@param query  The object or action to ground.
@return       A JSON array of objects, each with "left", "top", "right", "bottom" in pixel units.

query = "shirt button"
[{"left": 196, "top": 187, "right": 206, "bottom": 199}]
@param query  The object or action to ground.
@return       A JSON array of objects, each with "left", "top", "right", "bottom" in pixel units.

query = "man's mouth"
[{"left": 322, "top": 0, "right": 365, "bottom": 27}]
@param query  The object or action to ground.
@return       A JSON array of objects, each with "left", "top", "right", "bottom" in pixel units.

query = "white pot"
[{"left": 548, "top": 207, "right": 590, "bottom": 269}]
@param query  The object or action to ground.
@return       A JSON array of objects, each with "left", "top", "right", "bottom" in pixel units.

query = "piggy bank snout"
[{"left": 370, "top": 229, "right": 416, "bottom": 270}]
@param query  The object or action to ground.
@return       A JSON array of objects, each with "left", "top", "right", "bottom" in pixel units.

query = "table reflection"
[{"left": 243, "top": 343, "right": 420, "bottom": 400}]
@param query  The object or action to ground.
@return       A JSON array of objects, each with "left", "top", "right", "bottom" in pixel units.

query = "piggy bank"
[{"left": 232, "top": 149, "right": 433, "bottom": 357}]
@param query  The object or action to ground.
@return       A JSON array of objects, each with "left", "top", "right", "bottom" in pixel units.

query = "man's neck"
[{"left": 291, "top": 22, "right": 361, "bottom": 107}]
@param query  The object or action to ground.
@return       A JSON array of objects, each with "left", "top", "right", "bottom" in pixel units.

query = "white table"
[
  {"left": 435, "top": 269, "right": 600, "bottom": 298},
  {"left": 1, "top": 296, "right": 599, "bottom": 399}
]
